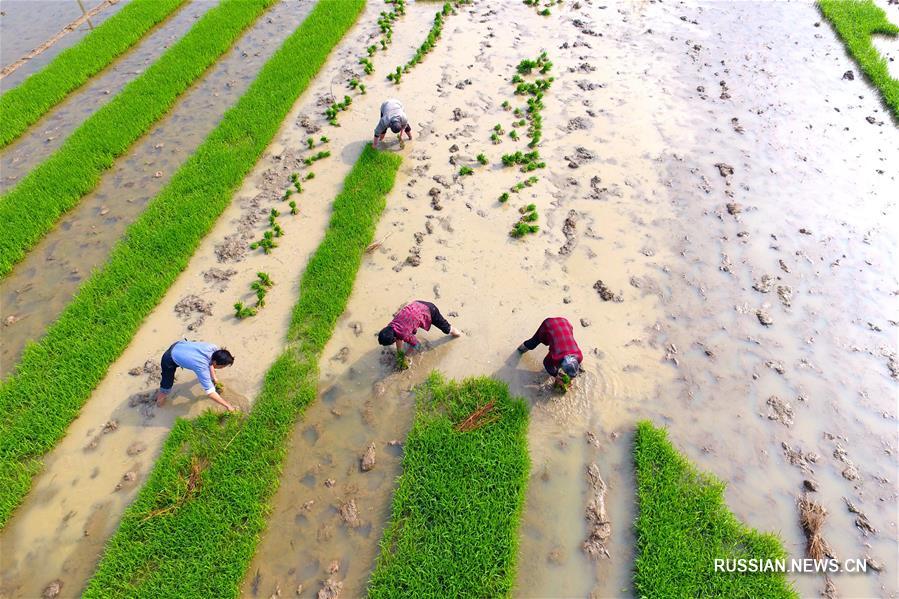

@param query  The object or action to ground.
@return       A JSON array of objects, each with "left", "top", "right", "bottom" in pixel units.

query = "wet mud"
[{"left": 1, "top": 0, "right": 897, "bottom": 597}]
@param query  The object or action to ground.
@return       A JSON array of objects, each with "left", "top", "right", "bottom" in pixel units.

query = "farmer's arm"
[
  {"left": 373, "top": 118, "right": 388, "bottom": 147},
  {"left": 206, "top": 390, "right": 236, "bottom": 411},
  {"left": 209, "top": 364, "right": 218, "bottom": 384},
  {"left": 404, "top": 124, "right": 413, "bottom": 140}
]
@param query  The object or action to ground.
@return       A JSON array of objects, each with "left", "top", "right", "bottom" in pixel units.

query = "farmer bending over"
[
  {"left": 378, "top": 300, "right": 461, "bottom": 353},
  {"left": 154, "top": 341, "right": 236, "bottom": 411},
  {"left": 372, "top": 98, "right": 412, "bottom": 148},
  {"left": 518, "top": 317, "right": 583, "bottom": 386}
]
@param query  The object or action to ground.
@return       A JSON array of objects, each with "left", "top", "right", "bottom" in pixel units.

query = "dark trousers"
[
  {"left": 160, "top": 342, "right": 180, "bottom": 391},
  {"left": 521, "top": 328, "right": 557, "bottom": 376},
  {"left": 418, "top": 300, "right": 452, "bottom": 334}
]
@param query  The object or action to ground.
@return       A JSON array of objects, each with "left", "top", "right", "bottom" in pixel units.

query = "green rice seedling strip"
[
  {"left": 0, "top": 0, "right": 277, "bottom": 280},
  {"left": 0, "top": 0, "right": 187, "bottom": 148},
  {"left": 634, "top": 421, "right": 796, "bottom": 597},
  {"left": 818, "top": 0, "right": 899, "bottom": 120},
  {"left": 368, "top": 373, "right": 530, "bottom": 598},
  {"left": 0, "top": 0, "right": 366, "bottom": 529},
  {"left": 85, "top": 145, "right": 400, "bottom": 597}
]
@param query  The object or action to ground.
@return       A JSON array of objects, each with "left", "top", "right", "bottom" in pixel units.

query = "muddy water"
[
  {"left": 245, "top": 1, "right": 897, "bottom": 598},
  {"left": 1, "top": 1, "right": 897, "bottom": 598},
  {"left": 0, "top": 0, "right": 313, "bottom": 376},
  {"left": 0, "top": 0, "right": 128, "bottom": 90},
  {"left": 0, "top": 1, "right": 215, "bottom": 187}
]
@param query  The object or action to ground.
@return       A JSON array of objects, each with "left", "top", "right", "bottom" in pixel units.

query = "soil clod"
[
  {"left": 593, "top": 280, "right": 623, "bottom": 302},
  {"left": 361, "top": 442, "right": 376, "bottom": 472},
  {"left": 582, "top": 463, "right": 611, "bottom": 560}
]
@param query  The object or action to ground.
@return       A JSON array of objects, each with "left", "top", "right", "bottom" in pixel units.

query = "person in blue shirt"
[{"left": 153, "top": 341, "right": 236, "bottom": 411}]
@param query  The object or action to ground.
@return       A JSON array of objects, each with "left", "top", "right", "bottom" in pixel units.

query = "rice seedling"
[
  {"left": 0, "top": 0, "right": 187, "bottom": 148},
  {"left": 324, "top": 95, "right": 353, "bottom": 126},
  {"left": 477, "top": 153, "right": 488, "bottom": 165},
  {"left": 85, "top": 146, "right": 401, "bottom": 597},
  {"left": 458, "top": 165, "right": 474, "bottom": 176},
  {"left": 320, "top": 135, "right": 329, "bottom": 143},
  {"left": 368, "top": 373, "right": 529, "bottom": 598},
  {"left": 388, "top": 0, "right": 470, "bottom": 83},
  {"left": 633, "top": 421, "right": 795, "bottom": 597},
  {"left": 289, "top": 200, "right": 298, "bottom": 215},
  {"left": 510, "top": 203, "right": 539, "bottom": 238},
  {"left": 305, "top": 171, "right": 315, "bottom": 180},
  {"left": 501, "top": 100, "right": 511, "bottom": 110},
  {"left": 554, "top": 371, "right": 571, "bottom": 392},
  {"left": 819, "top": 0, "right": 899, "bottom": 120},
  {"left": 359, "top": 57, "right": 375, "bottom": 75},
  {"left": 499, "top": 192, "right": 510, "bottom": 203},
  {"left": 395, "top": 350, "right": 410, "bottom": 371},
  {"left": 303, "top": 150, "right": 331, "bottom": 165},
  {"left": 509, "top": 130, "right": 519, "bottom": 140},
  {"left": 491, "top": 132, "right": 501, "bottom": 144},
  {"left": 233, "top": 301, "right": 257, "bottom": 319},
  {"left": 0, "top": 0, "right": 366, "bottom": 528},
  {"left": 0, "top": 0, "right": 281, "bottom": 279},
  {"left": 386, "top": 65, "right": 403, "bottom": 83},
  {"left": 306, "top": 137, "right": 315, "bottom": 149},
  {"left": 256, "top": 271, "right": 274, "bottom": 288}
]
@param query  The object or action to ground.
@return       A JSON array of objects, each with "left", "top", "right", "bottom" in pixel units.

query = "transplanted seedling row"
[
  {"left": 0, "top": 0, "right": 187, "bottom": 148},
  {"left": 0, "top": 0, "right": 366, "bottom": 529},
  {"left": 492, "top": 51, "right": 553, "bottom": 239},
  {"left": 387, "top": 1, "right": 471, "bottom": 84},
  {"left": 0, "top": 0, "right": 281, "bottom": 279},
  {"left": 85, "top": 146, "right": 401, "bottom": 597}
]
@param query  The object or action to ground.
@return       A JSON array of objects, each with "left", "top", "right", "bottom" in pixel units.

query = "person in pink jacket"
[{"left": 377, "top": 300, "right": 461, "bottom": 353}]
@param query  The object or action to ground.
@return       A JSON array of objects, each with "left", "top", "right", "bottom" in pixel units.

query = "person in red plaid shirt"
[
  {"left": 378, "top": 300, "right": 462, "bottom": 353},
  {"left": 518, "top": 317, "right": 583, "bottom": 384}
]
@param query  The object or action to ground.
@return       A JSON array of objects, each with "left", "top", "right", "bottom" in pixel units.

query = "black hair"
[
  {"left": 211, "top": 348, "right": 234, "bottom": 367},
  {"left": 389, "top": 120, "right": 403, "bottom": 134},
  {"left": 378, "top": 326, "right": 396, "bottom": 346}
]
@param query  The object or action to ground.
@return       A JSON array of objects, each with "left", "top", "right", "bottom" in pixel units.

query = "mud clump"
[
  {"left": 593, "top": 280, "right": 623, "bottom": 302},
  {"left": 844, "top": 497, "right": 876, "bottom": 536},
  {"left": 567, "top": 116, "right": 592, "bottom": 131},
  {"left": 782, "top": 442, "right": 819, "bottom": 474},
  {"left": 298, "top": 114, "right": 320, "bottom": 134},
  {"left": 360, "top": 442, "right": 376, "bottom": 472},
  {"left": 564, "top": 147, "right": 595, "bottom": 169},
  {"left": 582, "top": 463, "right": 611, "bottom": 560},
  {"left": 756, "top": 308, "right": 773, "bottom": 326},
  {"left": 215, "top": 234, "right": 248, "bottom": 263},
  {"left": 174, "top": 294, "right": 213, "bottom": 331},
  {"left": 766, "top": 395, "right": 793, "bottom": 426},
  {"left": 559, "top": 210, "right": 579, "bottom": 255},
  {"left": 42, "top": 580, "right": 63, "bottom": 599},
  {"left": 127, "top": 441, "right": 147, "bottom": 456},
  {"left": 338, "top": 498, "right": 361, "bottom": 528},
  {"left": 203, "top": 267, "right": 238, "bottom": 291},
  {"left": 317, "top": 579, "right": 342, "bottom": 599},
  {"left": 129, "top": 359, "right": 161, "bottom": 383},
  {"left": 726, "top": 202, "right": 742, "bottom": 215},
  {"left": 715, "top": 162, "right": 734, "bottom": 177}
]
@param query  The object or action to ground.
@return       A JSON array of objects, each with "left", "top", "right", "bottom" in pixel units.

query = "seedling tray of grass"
[
  {"left": 0, "top": 0, "right": 366, "bottom": 529},
  {"left": 369, "top": 373, "right": 529, "bottom": 598},
  {"left": 85, "top": 145, "right": 401, "bottom": 597},
  {"left": 634, "top": 421, "right": 796, "bottom": 597},
  {"left": 0, "top": 0, "right": 187, "bottom": 148},
  {"left": 818, "top": 0, "right": 899, "bottom": 120},
  {"left": 0, "top": 0, "right": 281, "bottom": 279}
]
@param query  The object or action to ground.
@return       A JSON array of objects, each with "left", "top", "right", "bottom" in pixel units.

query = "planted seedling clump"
[
  {"left": 510, "top": 203, "right": 539, "bottom": 238},
  {"left": 459, "top": 165, "right": 474, "bottom": 176},
  {"left": 396, "top": 350, "right": 410, "bottom": 371},
  {"left": 477, "top": 153, "right": 488, "bottom": 165},
  {"left": 233, "top": 301, "right": 257, "bottom": 319},
  {"left": 555, "top": 372, "right": 571, "bottom": 393}
]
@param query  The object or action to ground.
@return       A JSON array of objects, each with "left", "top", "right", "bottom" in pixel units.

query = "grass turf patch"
[
  {"left": 368, "top": 372, "right": 530, "bottom": 598},
  {"left": 0, "top": 0, "right": 187, "bottom": 148},
  {"left": 0, "top": 0, "right": 366, "bottom": 529},
  {"left": 634, "top": 421, "right": 796, "bottom": 598},
  {"left": 0, "top": 0, "right": 278, "bottom": 280},
  {"left": 819, "top": 0, "right": 899, "bottom": 121},
  {"left": 84, "top": 145, "right": 400, "bottom": 597}
]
